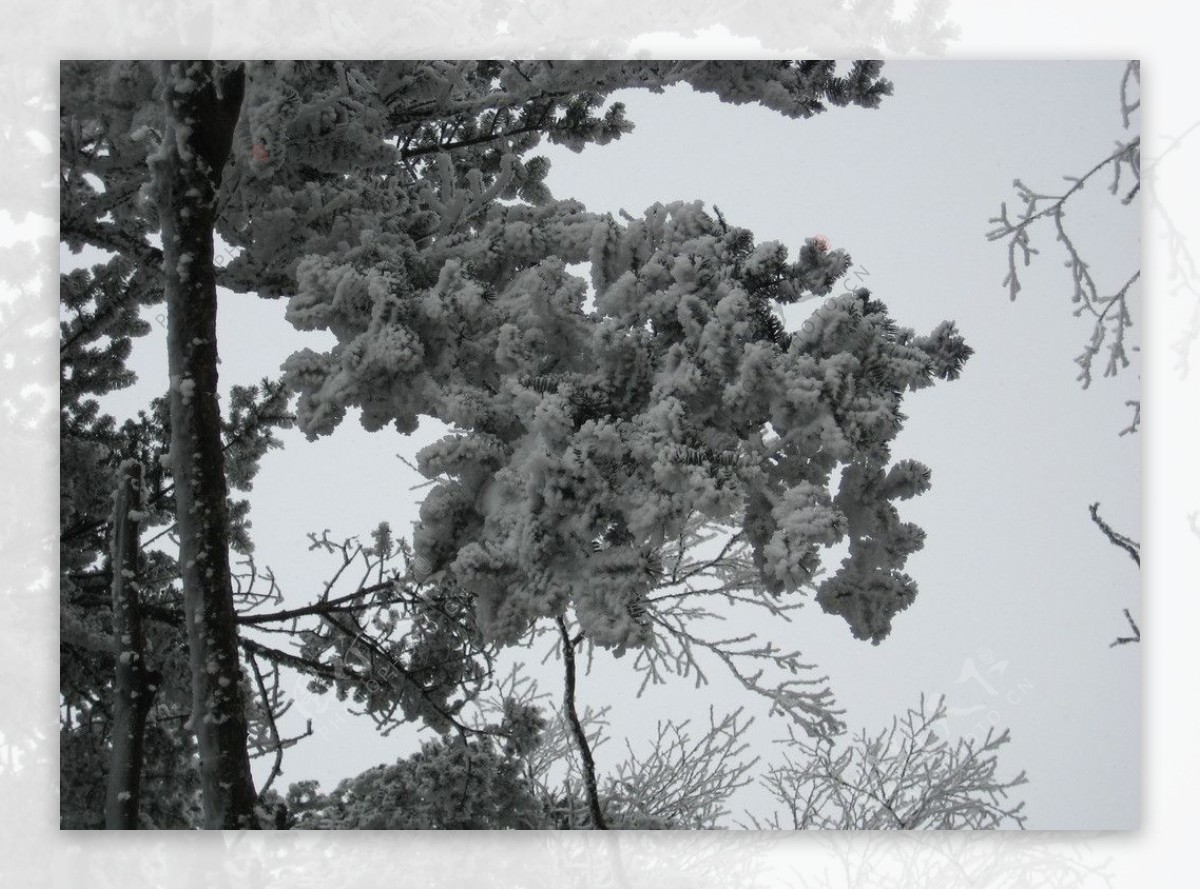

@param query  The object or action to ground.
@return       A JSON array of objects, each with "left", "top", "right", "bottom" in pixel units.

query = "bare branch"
[
  {"left": 751, "top": 696, "right": 1027, "bottom": 830},
  {"left": 988, "top": 61, "right": 1141, "bottom": 401},
  {"left": 1088, "top": 502, "right": 1140, "bottom": 566},
  {"left": 605, "top": 707, "right": 758, "bottom": 828},
  {"left": 1110, "top": 608, "right": 1141, "bottom": 647}
]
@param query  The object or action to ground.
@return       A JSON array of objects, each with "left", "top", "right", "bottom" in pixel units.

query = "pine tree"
[{"left": 58, "top": 60, "right": 983, "bottom": 830}]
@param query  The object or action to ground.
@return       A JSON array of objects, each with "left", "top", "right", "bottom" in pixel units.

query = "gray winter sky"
[{"left": 92, "top": 61, "right": 1140, "bottom": 830}]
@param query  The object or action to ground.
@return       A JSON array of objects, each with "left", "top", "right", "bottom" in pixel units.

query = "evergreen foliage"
[{"left": 58, "top": 59, "right": 1015, "bottom": 831}]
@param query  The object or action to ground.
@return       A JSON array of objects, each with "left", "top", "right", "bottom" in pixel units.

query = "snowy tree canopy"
[
  {"left": 62, "top": 60, "right": 954, "bottom": 653},
  {"left": 59, "top": 59, "right": 990, "bottom": 830},
  {"left": 177, "top": 61, "right": 964, "bottom": 652},
  {"left": 332, "top": 200, "right": 972, "bottom": 651}
]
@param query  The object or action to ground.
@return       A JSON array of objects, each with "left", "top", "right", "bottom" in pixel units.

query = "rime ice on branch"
[
  {"left": 283, "top": 195, "right": 971, "bottom": 661},
  {"left": 62, "top": 60, "right": 975, "bottom": 826}
]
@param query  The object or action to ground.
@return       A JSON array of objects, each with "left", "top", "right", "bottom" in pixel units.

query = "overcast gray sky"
[{"left": 92, "top": 61, "right": 1140, "bottom": 830}]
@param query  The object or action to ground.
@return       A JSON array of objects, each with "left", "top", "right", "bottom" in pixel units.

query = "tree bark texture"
[
  {"left": 104, "top": 460, "right": 158, "bottom": 829},
  {"left": 557, "top": 617, "right": 607, "bottom": 830},
  {"left": 155, "top": 60, "right": 259, "bottom": 829}
]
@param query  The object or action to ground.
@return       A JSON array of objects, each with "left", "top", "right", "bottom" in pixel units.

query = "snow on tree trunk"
[
  {"left": 104, "top": 459, "right": 159, "bottom": 829},
  {"left": 153, "top": 61, "right": 259, "bottom": 829}
]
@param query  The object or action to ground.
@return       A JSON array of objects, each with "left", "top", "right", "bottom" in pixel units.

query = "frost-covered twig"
[
  {"left": 1110, "top": 608, "right": 1141, "bottom": 648},
  {"left": 246, "top": 650, "right": 312, "bottom": 798},
  {"left": 230, "top": 553, "right": 281, "bottom": 610},
  {"left": 605, "top": 707, "right": 758, "bottom": 828},
  {"left": 987, "top": 154, "right": 1139, "bottom": 387},
  {"left": 1088, "top": 502, "right": 1140, "bottom": 647},
  {"left": 750, "top": 695, "right": 1027, "bottom": 829},
  {"left": 632, "top": 516, "right": 843, "bottom": 735},
  {"left": 987, "top": 61, "right": 1141, "bottom": 407},
  {"left": 241, "top": 523, "right": 496, "bottom": 739},
  {"left": 1088, "top": 501, "right": 1140, "bottom": 567}
]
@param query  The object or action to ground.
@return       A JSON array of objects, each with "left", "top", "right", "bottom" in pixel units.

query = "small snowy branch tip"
[
  {"left": 749, "top": 694, "right": 1027, "bottom": 830},
  {"left": 987, "top": 61, "right": 1141, "bottom": 405}
]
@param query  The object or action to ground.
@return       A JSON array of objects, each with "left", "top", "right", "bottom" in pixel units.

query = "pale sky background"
[{"left": 84, "top": 61, "right": 1140, "bottom": 830}]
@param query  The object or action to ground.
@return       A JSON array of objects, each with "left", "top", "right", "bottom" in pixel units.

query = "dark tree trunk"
[
  {"left": 557, "top": 617, "right": 607, "bottom": 830},
  {"left": 104, "top": 460, "right": 159, "bottom": 829},
  {"left": 155, "top": 60, "right": 259, "bottom": 829}
]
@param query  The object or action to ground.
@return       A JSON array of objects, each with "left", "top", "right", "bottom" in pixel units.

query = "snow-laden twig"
[
  {"left": 987, "top": 60, "right": 1141, "bottom": 413},
  {"left": 748, "top": 694, "right": 1027, "bottom": 829}
]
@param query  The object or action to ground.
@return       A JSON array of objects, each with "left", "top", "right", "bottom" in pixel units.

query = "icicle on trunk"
[
  {"left": 105, "top": 459, "right": 159, "bottom": 829},
  {"left": 154, "top": 60, "right": 259, "bottom": 829}
]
